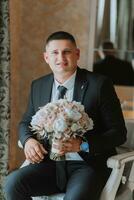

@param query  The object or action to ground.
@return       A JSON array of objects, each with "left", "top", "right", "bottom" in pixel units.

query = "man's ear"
[
  {"left": 43, "top": 52, "right": 49, "bottom": 64},
  {"left": 76, "top": 48, "right": 80, "bottom": 60}
]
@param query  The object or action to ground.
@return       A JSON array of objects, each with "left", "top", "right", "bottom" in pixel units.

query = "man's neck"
[{"left": 54, "top": 71, "right": 76, "bottom": 84}]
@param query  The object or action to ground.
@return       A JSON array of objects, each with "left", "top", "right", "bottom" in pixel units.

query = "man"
[
  {"left": 4, "top": 31, "right": 127, "bottom": 200},
  {"left": 93, "top": 41, "right": 134, "bottom": 86}
]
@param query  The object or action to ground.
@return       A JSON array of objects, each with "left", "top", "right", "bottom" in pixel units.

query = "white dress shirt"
[{"left": 51, "top": 71, "right": 83, "bottom": 160}]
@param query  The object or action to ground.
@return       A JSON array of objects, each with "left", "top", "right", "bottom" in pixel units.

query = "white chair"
[{"left": 20, "top": 126, "right": 134, "bottom": 200}]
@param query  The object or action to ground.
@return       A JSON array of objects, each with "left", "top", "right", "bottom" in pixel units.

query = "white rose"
[
  {"left": 31, "top": 115, "right": 43, "bottom": 129},
  {"left": 45, "top": 124, "right": 53, "bottom": 132},
  {"left": 71, "top": 123, "right": 80, "bottom": 132},
  {"left": 88, "top": 118, "right": 94, "bottom": 130},
  {"left": 65, "top": 109, "right": 82, "bottom": 121},
  {"left": 53, "top": 118, "right": 67, "bottom": 132},
  {"left": 74, "top": 102, "right": 84, "bottom": 112}
]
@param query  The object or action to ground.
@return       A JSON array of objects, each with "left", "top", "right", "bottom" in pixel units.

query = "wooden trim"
[{"left": 87, "top": 0, "right": 98, "bottom": 70}]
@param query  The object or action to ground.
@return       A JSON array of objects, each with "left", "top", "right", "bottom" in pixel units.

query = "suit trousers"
[{"left": 4, "top": 158, "right": 110, "bottom": 200}]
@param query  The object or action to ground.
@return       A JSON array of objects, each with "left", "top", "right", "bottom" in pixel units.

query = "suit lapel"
[
  {"left": 73, "top": 68, "right": 88, "bottom": 103},
  {"left": 40, "top": 68, "right": 89, "bottom": 106},
  {"left": 40, "top": 74, "right": 54, "bottom": 106}
]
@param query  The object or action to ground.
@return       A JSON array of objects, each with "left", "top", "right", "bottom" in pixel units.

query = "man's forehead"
[{"left": 46, "top": 39, "right": 76, "bottom": 50}]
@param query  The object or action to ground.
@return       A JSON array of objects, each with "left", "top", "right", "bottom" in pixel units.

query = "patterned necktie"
[
  {"left": 57, "top": 85, "right": 67, "bottom": 99},
  {"left": 56, "top": 85, "right": 67, "bottom": 191}
]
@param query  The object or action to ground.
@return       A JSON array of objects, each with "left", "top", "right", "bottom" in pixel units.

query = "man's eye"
[
  {"left": 52, "top": 51, "right": 58, "bottom": 55},
  {"left": 64, "top": 50, "right": 71, "bottom": 54}
]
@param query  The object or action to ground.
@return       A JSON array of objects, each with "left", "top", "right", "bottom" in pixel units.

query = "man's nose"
[{"left": 58, "top": 52, "right": 65, "bottom": 60}]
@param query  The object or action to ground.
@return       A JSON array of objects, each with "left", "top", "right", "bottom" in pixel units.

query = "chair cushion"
[{"left": 32, "top": 193, "right": 65, "bottom": 200}]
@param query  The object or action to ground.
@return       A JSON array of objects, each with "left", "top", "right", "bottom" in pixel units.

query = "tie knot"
[{"left": 57, "top": 86, "right": 67, "bottom": 99}]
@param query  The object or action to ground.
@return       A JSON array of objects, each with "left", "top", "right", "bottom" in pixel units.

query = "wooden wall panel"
[{"left": 9, "top": 0, "right": 91, "bottom": 170}]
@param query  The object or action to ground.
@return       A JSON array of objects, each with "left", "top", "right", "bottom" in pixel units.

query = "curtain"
[{"left": 0, "top": 0, "right": 10, "bottom": 199}]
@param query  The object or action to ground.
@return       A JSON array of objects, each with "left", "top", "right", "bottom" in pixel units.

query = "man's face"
[{"left": 44, "top": 40, "right": 80, "bottom": 76}]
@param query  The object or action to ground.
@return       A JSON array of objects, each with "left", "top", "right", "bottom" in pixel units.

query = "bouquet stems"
[
  {"left": 49, "top": 136, "right": 65, "bottom": 161},
  {"left": 50, "top": 152, "right": 65, "bottom": 161}
]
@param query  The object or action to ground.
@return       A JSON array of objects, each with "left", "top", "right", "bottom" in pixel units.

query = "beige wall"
[{"left": 9, "top": 0, "right": 91, "bottom": 170}]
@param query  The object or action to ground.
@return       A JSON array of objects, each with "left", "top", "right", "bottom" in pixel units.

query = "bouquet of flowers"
[{"left": 30, "top": 99, "right": 93, "bottom": 160}]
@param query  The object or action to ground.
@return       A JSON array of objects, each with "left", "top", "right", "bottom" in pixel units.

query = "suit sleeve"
[
  {"left": 18, "top": 81, "right": 36, "bottom": 147},
  {"left": 86, "top": 77, "right": 127, "bottom": 155}
]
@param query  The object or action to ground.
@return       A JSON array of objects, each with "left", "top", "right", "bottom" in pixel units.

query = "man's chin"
[
  {"left": 55, "top": 66, "right": 68, "bottom": 72},
  {"left": 57, "top": 65, "right": 68, "bottom": 70}
]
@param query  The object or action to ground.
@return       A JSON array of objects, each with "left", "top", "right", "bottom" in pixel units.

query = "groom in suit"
[{"left": 4, "top": 31, "right": 127, "bottom": 200}]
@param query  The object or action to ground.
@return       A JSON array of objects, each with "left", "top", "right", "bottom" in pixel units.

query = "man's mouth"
[{"left": 57, "top": 62, "right": 68, "bottom": 66}]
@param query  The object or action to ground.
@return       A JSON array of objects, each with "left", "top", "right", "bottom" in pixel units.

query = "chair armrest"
[
  {"left": 107, "top": 151, "right": 134, "bottom": 169},
  {"left": 18, "top": 140, "right": 23, "bottom": 149},
  {"left": 100, "top": 151, "right": 134, "bottom": 200}
]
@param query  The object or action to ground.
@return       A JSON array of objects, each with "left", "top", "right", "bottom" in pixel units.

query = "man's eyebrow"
[
  {"left": 49, "top": 49, "right": 58, "bottom": 53},
  {"left": 63, "top": 48, "right": 72, "bottom": 51},
  {"left": 50, "top": 48, "right": 73, "bottom": 52}
]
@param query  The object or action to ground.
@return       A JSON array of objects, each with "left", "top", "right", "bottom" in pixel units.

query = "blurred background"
[{"left": 0, "top": 0, "right": 134, "bottom": 199}]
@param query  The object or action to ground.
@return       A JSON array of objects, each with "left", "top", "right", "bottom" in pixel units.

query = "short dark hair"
[
  {"left": 45, "top": 31, "right": 77, "bottom": 47},
  {"left": 101, "top": 41, "right": 115, "bottom": 55},
  {"left": 102, "top": 41, "right": 114, "bottom": 51}
]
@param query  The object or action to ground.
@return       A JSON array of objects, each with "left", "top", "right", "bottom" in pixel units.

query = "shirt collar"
[{"left": 54, "top": 70, "right": 77, "bottom": 91}]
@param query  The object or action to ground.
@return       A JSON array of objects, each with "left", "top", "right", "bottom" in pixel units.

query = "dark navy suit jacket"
[
  {"left": 19, "top": 67, "right": 127, "bottom": 168},
  {"left": 93, "top": 55, "right": 134, "bottom": 86}
]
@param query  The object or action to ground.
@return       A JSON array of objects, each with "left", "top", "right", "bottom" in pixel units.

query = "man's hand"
[
  {"left": 59, "top": 137, "right": 82, "bottom": 155},
  {"left": 24, "top": 138, "right": 48, "bottom": 164}
]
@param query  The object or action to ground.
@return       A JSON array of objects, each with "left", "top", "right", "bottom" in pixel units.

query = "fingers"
[
  {"left": 34, "top": 144, "right": 47, "bottom": 159},
  {"left": 26, "top": 146, "right": 42, "bottom": 163},
  {"left": 26, "top": 145, "right": 47, "bottom": 164},
  {"left": 61, "top": 142, "right": 73, "bottom": 153},
  {"left": 24, "top": 138, "right": 48, "bottom": 164},
  {"left": 59, "top": 137, "right": 82, "bottom": 153}
]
